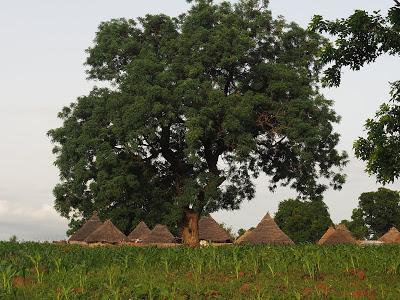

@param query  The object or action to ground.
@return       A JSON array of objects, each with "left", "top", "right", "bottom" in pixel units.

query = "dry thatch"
[
  {"left": 84, "top": 219, "right": 126, "bottom": 244},
  {"left": 143, "top": 224, "right": 175, "bottom": 243},
  {"left": 317, "top": 226, "right": 335, "bottom": 245},
  {"left": 236, "top": 213, "right": 294, "bottom": 245},
  {"left": 378, "top": 227, "right": 400, "bottom": 244},
  {"left": 234, "top": 228, "right": 254, "bottom": 244},
  {"left": 199, "top": 215, "right": 231, "bottom": 243},
  {"left": 127, "top": 221, "right": 151, "bottom": 242},
  {"left": 319, "top": 224, "right": 357, "bottom": 245},
  {"left": 68, "top": 212, "right": 102, "bottom": 242}
]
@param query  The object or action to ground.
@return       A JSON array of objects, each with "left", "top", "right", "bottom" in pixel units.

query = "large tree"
[
  {"left": 343, "top": 188, "right": 400, "bottom": 239},
  {"left": 310, "top": 2, "right": 400, "bottom": 184},
  {"left": 49, "top": 0, "right": 347, "bottom": 245},
  {"left": 275, "top": 198, "right": 333, "bottom": 243}
]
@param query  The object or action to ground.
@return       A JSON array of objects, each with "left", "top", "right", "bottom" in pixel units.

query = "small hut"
[
  {"left": 68, "top": 212, "right": 102, "bottom": 244},
  {"left": 84, "top": 219, "right": 126, "bottom": 244},
  {"left": 199, "top": 215, "right": 232, "bottom": 243},
  {"left": 317, "top": 226, "right": 335, "bottom": 245},
  {"left": 235, "top": 228, "right": 254, "bottom": 244},
  {"left": 378, "top": 227, "right": 400, "bottom": 244},
  {"left": 318, "top": 224, "right": 357, "bottom": 245},
  {"left": 143, "top": 224, "right": 176, "bottom": 244},
  {"left": 127, "top": 221, "right": 151, "bottom": 243},
  {"left": 236, "top": 213, "right": 294, "bottom": 245}
]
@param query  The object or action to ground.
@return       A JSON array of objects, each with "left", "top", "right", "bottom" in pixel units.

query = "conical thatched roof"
[
  {"left": 336, "top": 223, "right": 350, "bottom": 232},
  {"left": 319, "top": 224, "right": 357, "bottom": 245},
  {"left": 199, "top": 215, "right": 231, "bottom": 243},
  {"left": 235, "top": 228, "right": 254, "bottom": 244},
  {"left": 317, "top": 226, "right": 335, "bottom": 245},
  {"left": 68, "top": 212, "right": 102, "bottom": 242},
  {"left": 143, "top": 224, "right": 175, "bottom": 243},
  {"left": 378, "top": 227, "right": 400, "bottom": 244},
  {"left": 236, "top": 213, "right": 294, "bottom": 245},
  {"left": 127, "top": 221, "right": 151, "bottom": 242},
  {"left": 84, "top": 219, "right": 126, "bottom": 244}
]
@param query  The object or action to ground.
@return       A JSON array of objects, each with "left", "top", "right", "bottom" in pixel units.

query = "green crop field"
[{"left": 1, "top": 242, "right": 400, "bottom": 299}]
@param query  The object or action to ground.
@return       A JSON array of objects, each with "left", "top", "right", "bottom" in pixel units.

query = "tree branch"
[{"left": 160, "top": 125, "right": 177, "bottom": 166}]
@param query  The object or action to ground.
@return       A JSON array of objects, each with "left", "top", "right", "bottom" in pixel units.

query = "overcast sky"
[{"left": 1, "top": 0, "right": 399, "bottom": 241}]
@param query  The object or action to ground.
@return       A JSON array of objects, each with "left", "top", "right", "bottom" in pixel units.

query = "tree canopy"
[
  {"left": 49, "top": 0, "right": 347, "bottom": 243},
  {"left": 343, "top": 188, "right": 400, "bottom": 239},
  {"left": 310, "top": 2, "right": 400, "bottom": 184},
  {"left": 274, "top": 198, "right": 333, "bottom": 243}
]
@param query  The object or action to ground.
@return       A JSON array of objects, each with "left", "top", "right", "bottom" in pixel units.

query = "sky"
[{"left": 0, "top": 0, "right": 399, "bottom": 241}]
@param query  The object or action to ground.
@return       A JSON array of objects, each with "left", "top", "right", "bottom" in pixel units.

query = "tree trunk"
[{"left": 181, "top": 208, "right": 200, "bottom": 247}]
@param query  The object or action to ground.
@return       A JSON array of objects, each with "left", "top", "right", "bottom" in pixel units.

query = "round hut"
[
  {"left": 84, "top": 219, "right": 126, "bottom": 245},
  {"left": 378, "top": 227, "right": 400, "bottom": 244},
  {"left": 68, "top": 212, "right": 102, "bottom": 244},
  {"left": 317, "top": 226, "right": 335, "bottom": 245},
  {"left": 142, "top": 224, "right": 176, "bottom": 245},
  {"left": 199, "top": 215, "right": 232, "bottom": 244},
  {"left": 318, "top": 224, "right": 357, "bottom": 245},
  {"left": 127, "top": 221, "right": 151, "bottom": 243},
  {"left": 236, "top": 213, "right": 294, "bottom": 245},
  {"left": 235, "top": 228, "right": 254, "bottom": 244}
]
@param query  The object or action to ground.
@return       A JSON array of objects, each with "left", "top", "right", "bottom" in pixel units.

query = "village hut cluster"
[{"left": 67, "top": 212, "right": 400, "bottom": 247}]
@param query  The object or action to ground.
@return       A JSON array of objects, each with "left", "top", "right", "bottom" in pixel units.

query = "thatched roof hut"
[
  {"left": 68, "top": 212, "right": 102, "bottom": 242},
  {"left": 236, "top": 213, "right": 294, "bottom": 245},
  {"left": 235, "top": 228, "right": 254, "bottom": 244},
  {"left": 319, "top": 224, "right": 357, "bottom": 245},
  {"left": 317, "top": 226, "right": 335, "bottom": 245},
  {"left": 84, "top": 219, "right": 126, "bottom": 244},
  {"left": 143, "top": 224, "right": 175, "bottom": 243},
  {"left": 378, "top": 227, "right": 400, "bottom": 244},
  {"left": 199, "top": 215, "right": 231, "bottom": 243},
  {"left": 127, "top": 221, "right": 151, "bottom": 242}
]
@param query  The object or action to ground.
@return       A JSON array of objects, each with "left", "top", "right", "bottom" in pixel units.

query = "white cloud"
[{"left": 0, "top": 199, "right": 68, "bottom": 241}]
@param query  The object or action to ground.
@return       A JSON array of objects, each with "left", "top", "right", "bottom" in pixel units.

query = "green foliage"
[
  {"left": 275, "top": 198, "right": 333, "bottom": 243},
  {"left": 354, "top": 83, "right": 400, "bottom": 184},
  {"left": 348, "top": 188, "right": 400, "bottom": 239},
  {"left": 237, "top": 228, "right": 246, "bottom": 237},
  {"left": 8, "top": 236, "right": 17, "bottom": 243},
  {"left": 2, "top": 242, "right": 400, "bottom": 298},
  {"left": 49, "top": 0, "right": 347, "bottom": 235},
  {"left": 340, "top": 208, "right": 369, "bottom": 240},
  {"left": 310, "top": 5, "right": 400, "bottom": 88},
  {"left": 310, "top": 3, "right": 400, "bottom": 183}
]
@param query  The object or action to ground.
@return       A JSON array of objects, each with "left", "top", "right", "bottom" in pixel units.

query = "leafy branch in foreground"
[{"left": 310, "top": 3, "right": 400, "bottom": 183}]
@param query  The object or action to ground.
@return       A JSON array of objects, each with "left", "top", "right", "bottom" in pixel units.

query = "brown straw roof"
[
  {"left": 199, "top": 215, "right": 231, "bottom": 243},
  {"left": 378, "top": 227, "right": 400, "bottom": 244},
  {"left": 143, "top": 224, "right": 175, "bottom": 243},
  {"left": 84, "top": 219, "right": 126, "bottom": 244},
  {"left": 127, "top": 221, "right": 151, "bottom": 242},
  {"left": 319, "top": 224, "right": 357, "bottom": 245},
  {"left": 235, "top": 228, "right": 254, "bottom": 244},
  {"left": 317, "top": 226, "right": 335, "bottom": 245},
  {"left": 236, "top": 213, "right": 294, "bottom": 245},
  {"left": 68, "top": 212, "right": 102, "bottom": 242}
]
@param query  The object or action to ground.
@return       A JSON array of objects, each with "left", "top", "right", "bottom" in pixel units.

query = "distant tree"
[
  {"left": 275, "top": 198, "right": 333, "bottom": 243},
  {"left": 237, "top": 228, "right": 246, "bottom": 237},
  {"left": 49, "top": 0, "right": 347, "bottom": 246},
  {"left": 8, "top": 235, "right": 18, "bottom": 243},
  {"left": 348, "top": 188, "right": 400, "bottom": 239},
  {"left": 310, "top": 3, "right": 400, "bottom": 183}
]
